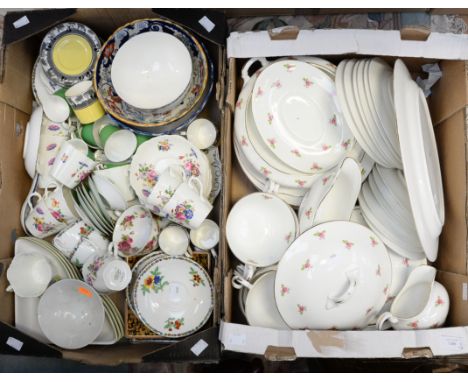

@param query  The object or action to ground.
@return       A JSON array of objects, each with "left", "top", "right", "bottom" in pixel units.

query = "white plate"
[
  {"left": 251, "top": 60, "right": 352, "bottom": 173},
  {"left": 23, "top": 106, "right": 44, "bottom": 178},
  {"left": 131, "top": 255, "right": 213, "bottom": 338},
  {"left": 234, "top": 61, "right": 320, "bottom": 190},
  {"left": 130, "top": 135, "right": 211, "bottom": 201},
  {"left": 275, "top": 221, "right": 391, "bottom": 329},
  {"left": 111, "top": 31, "right": 192, "bottom": 110},
  {"left": 394, "top": 59, "right": 444, "bottom": 262}
]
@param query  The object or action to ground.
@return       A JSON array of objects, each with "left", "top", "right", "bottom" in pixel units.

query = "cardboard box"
[
  {"left": 219, "top": 27, "right": 468, "bottom": 361},
  {"left": 0, "top": 8, "right": 226, "bottom": 365}
]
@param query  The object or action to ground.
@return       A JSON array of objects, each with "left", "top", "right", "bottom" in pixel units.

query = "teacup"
[
  {"left": 53, "top": 220, "right": 108, "bottom": 258},
  {"left": 190, "top": 219, "right": 219, "bottom": 250},
  {"left": 94, "top": 165, "right": 135, "bottom": 203},
  {"left": 139, "top": 217, "right": 160, "bottom": 256},
  {"left": 104, "top": 129, "right": 137, "bottom": 163},
  {"left": 163, "top": 177, "right": 213, "bottom": 229},
  {"left": 112, "top": 205, "right": 153, "bottom": 257},
  {"left": 25, "top": 193, "right": 68, "bottom": 238},
  {"left": 147, "top": 166, "right": 185, "bottom": 212},
  {"left": 7, "top": 252, "right": 52, "bottom": 298},
  {"left": 186, "top": 118, "right": 217, "bottom": 150},
  {"left": 50, "top": 139, "right": 96, "bottom": 188},
  {"left": 158, "top": 225, "right": 189, "bottom": 256},
  {"left": 82, "top": 253, "right": 132, "bottom": 294},
  {"left": 42, "top": 184, "right": 78, "bottom": 225},
  {"left": 377, "top": 265, "right": 449, "bottom": 330},
  {"left": 65, "top": 81, "right": 105, "bottom": 124}
]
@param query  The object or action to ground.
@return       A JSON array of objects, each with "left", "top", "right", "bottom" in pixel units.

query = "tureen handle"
[
  {"left": 325, "top": 268, "right": 360, "bottom": 310},
  {"left": 241, "top": 57, "right": 269, "bottom": 83},
  {"left": 376, "top": 312, "right": 398, "bottom": 331}
]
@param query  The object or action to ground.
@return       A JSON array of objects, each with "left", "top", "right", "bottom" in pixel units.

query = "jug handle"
[
  {"left": 376, "top": 312, "right": 398, "bottom": 330},
  {"left": 326, "top": 268, "right": 360, "bottom": 310}
]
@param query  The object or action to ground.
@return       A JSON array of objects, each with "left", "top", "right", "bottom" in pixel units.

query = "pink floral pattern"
[
  {"left": 70, "top": 161, "right": 91, "bottom": 183},
  {"left": 305, "top": 207, "right": 313, "bottom": 220},
  {"left": 179, "top": 155, "right": 201, "bottom": 178},
  {"left": 435, "top": 296, "right": 445, "bottom": 307},
  {"left": 383, "top": 285, "right": 389, "bottom": 295},
  {"left": 284, "top": 63, "right": 296, "bottom": 72},
  {"left": 267, "top": 112, "right": 274, "bottom": 125},
  {"left": 291, "top": 149, "right": 301, "bottom": 157},
  {"left": 256, "top": 87, "right": 264, "bottom": 97},
  {"left": 322, "top": 144, "right": 331, "bottom": 151},
  {"left": 303, "top": 77, "right": 313, "bottom": 88},
  {"left": 240, "top": 135, "right": 248, "bottom": 146},
  {"left": 313, "top": 230, "right": 326, "bottom": 240},
  {"left": 117, "top": 234, "right": 134, "bottom": 254},
  {"left": 271, "top": 80, "right": 282, "bottom": 88},
  {"left": 322, "top": 176, "right": 331, "bottom": 185},
  {"left": 260, "top": 167, "right": 271, "bottom": 176},
  {"left": 32, "top": 216, "right": 54, "bottom": 234},
  {"left": 267, "top": 138, "right": 277, "bottom": 149},
  {"left": 171, "top": 200, "right": 194, "bottom": 223},
  {"left": 301, "top": 259, "right": 312, "bottom": 271},
  {"left": 341, "top": 139, "right": 351, "bottom": 149},
  {"left": 297, "top": 304, "right": 306, "bottom": 315},
  {"left": 402, "top": 258, "right": 410, "bottom": 267},
  {"left": 343, "top": 240, "right": 354, "bottom": 250},
  {"left": 310, "top": 162, "right": 322, "bottom": 172},
  {"left": 135, "top": 163, "right": 158, "bottom": 197},
  {"left": 330, "top": 114, "right": 337, "bottom": 126},
  {"left": 280, "top": 284, "right": 289, "bottom": 296},
  {"left": 370, "top": 236, "right": 379, "bottom": 247},
  {"left": 295, "top": 179, "right": 306, "bottom": 188},
  {"left": 85, "top": 255, "right": 105, "bottom": 285},
  {"left": 408, "top": 321, "right": 419, "bottom": 329},
  {"left": 376, "top": 265, "right": 381, "bottom": 276},
  {"left": 285, "top": 232, "right": 293, "bottom": 243},
  {"left": 236, "top": 98, "right": 243, "bottom": 109}
]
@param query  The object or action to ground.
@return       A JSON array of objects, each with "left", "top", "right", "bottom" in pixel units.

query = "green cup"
[
  {"left": 87, "top": 150, "right": 96, "bottom": 160},
  {"left": 135, "top": 133, "right": 151, "bottom": 147},
  {"left": 54, "top": 88, "right": 68, "bottom": 100},
  {"left": 81, "top": 123, "right": 98, "bottom": 147},
  {"left": 99, "top": 125, "right": 121, "bottom": 147}
]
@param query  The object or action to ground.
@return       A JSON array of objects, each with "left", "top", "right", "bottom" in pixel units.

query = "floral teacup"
[
  {"left": 50, "top": 139, "right": 96, "bottom": 188},
  {"left": 82, "top": 253, "right": 131, "bottom": 294},
  {"left": 139, "top": 217, "right": 160, "bottom": 256},
  {"left": 25, "top": 193, "right": 68, "bottom": 238},
  {"left": 112, "top": 205, "right": 153, "bottom": 257},
  {"left": 163, "top": 177, "right": 212, "bottom": 229},
  {"left": 43, "top": 184, "right": 78, "bottom": 225},
  {"left": 147, "top": 165, "right": 185, "bottom": 214}
]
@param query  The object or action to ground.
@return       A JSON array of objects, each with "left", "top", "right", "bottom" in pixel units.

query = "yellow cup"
[
  {"left": 73, "top": 101, "right": 105, "bottom": 125},
  {"left": 65, "top": 80, "right": 105, "bottom": 124}
]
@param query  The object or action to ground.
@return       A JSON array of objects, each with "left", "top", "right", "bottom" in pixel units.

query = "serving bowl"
[{"left": 37, "top": 279, "right": 105, "bottom": 349}]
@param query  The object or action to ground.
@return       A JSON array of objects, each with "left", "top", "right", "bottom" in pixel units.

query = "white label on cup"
[
  {"left": 6, "top": 337, "right": 23, "bottom": 351},
  {"left": 190, "top": 339, "right": 209, "bottom": 356},
  {"left": 440, "top": 335, "right": 465, "bottom": 353},
  {"left": 227, "top": 333, "right": 247, "bottom": 347},
  {"left": 13, "top": 16, "right": 30, "bottom": 29},
  {"left": 463, "top": 283, "right": 468, "bottom": 301},
  {"left": 198, "top": 16, "right": 215, "bottom": 33}
]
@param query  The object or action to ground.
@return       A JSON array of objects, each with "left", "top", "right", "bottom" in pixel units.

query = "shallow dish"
[
  {"left": 24, "top": 106, "right": 44, "bottom": 179},
  {"left": 40, "top": 22, "right": 101, "bottom": 87},
  {"left": 130, "top": 255, "right": 213, "bottom": 338}
]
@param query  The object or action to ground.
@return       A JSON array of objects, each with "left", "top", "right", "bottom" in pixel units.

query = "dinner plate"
[
  {"left": 130, "top": 135, "right": 211, "bottom": 201},
  {"left": 394, "top": 59, "right": 444, "bottom": 262},
  {"left": 251, "top": 60, "right": 352, "bottom": 174},
  {"left": 75, "top": 188, "right": 113, "bottom": 235},
  {"left": 78, "top": 185, "right": 115, "bottom": 231},
  {"left": 131, "top": 255, "right": 214, "bottom": 338},
  {"left": 87, "top": 177, "right": 117, "bottom": 223}
]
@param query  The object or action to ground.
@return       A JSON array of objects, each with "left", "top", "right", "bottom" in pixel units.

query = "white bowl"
[
  {"left": 111, "top": 31, "right": 192, "bottom": 110},
  {"left": 159, "top": 225, "right": 189, "bottom": 256},
  {"left": 37, "top": 279, "right": 105, "bottom": 349},
  {"left": 226, "top": 192, "right": 297, "bottom": 267},
  {"left": 187, "top": 118, "right": 217, "bottom": 150},
  {"left": 190, "top": 219, "right": 219, "bottom": 250}
]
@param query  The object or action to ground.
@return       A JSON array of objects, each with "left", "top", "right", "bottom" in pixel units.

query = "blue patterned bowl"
[{"left": 94, "top": 18, "right": 212, "bottom": 129}]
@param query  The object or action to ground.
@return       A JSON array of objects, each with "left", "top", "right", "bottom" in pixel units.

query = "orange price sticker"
[{"left": 78, "top": 287, "right": 93, "bottom": 298}]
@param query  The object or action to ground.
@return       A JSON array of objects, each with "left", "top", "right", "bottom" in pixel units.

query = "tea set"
[
  {"left": 229, "top": 56, "right": 449, "bottom": 331},
  {"left": 9, "top": 19, "right": 219, "bottom": 349}
]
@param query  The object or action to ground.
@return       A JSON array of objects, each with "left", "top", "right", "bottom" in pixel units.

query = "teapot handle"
[
  {"left": 326, "top": 268, "right": 360, "bottom": 310},
  {"left": 241, "top": 57, "right": 269, "bottom": 83},
  {"left": 376, "top": 312, "right": 398, "bottom": 331}
]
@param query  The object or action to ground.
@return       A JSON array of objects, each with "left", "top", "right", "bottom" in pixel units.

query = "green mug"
[
  {"left": 99, "top": 125, "right": 121, "bottom": 147},
  {"left": 81, "top": 123, "right": 98, "bottom": 147}
]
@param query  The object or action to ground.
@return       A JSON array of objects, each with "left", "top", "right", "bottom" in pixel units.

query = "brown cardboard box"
[
  {"left": 0, "top": 8, "right": 225, "bottom": 365},
  {"left": 219, "top": 27, "right": 468, "bottom": 360}
]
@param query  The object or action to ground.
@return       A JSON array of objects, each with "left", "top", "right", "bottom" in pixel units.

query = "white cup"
[
  {"left": 43, "top": 184, "right": 78, "bottom": 225},
  {"left": 82, "top": 253, "right": 132, "bottom": 294},
  {"left": 71, "top": 238, "right": 109, "bottom": 268},
  {"left": 104, "top": 129, "right": 137, "bottom": 163},
  {"left": 147, "top": 165, "right": 185, "bottom": 213},
  {"left": 50, "top": 139, "right": 96, "bottom": 188},
  {"left": 158, "top": 225, "right": 189, "bottom": 256},
  {"left": 186, "top": 119, "right": 217, "bottom": 150},
  {"left": 190, "top": 219, "right": 219, "bottom": 250},
  {"left": 7, "top": 253, "right": 52, "bottom": 297},
  {"left": 163, "top": 177, "right": 213, "bottom": 229}
]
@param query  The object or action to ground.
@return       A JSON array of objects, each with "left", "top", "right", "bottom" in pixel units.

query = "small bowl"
[
  {"left": 190, "top": 219, "right": 219, "bottom": 250},
  {"left": 159, "top": 225, "right": 189, "bottom": 256},
  {"left": 37, "top": 279, "right": 105, "bottom": 349},
  {"left": 187, "top": 118, "right": 217, "bottom": 150}
]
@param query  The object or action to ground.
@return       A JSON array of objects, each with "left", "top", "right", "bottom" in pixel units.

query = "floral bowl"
[
  {"left": 94, "top": 18, "right": 212, "bottom": 130},
  {"left": 112, "top": 205, "right": 153, "bottom": 257}
]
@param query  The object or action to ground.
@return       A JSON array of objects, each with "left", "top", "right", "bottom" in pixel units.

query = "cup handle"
[
  {"left": 376, "top": 312, "right": 398, "bottom": 331},
  {"left": 326, "top": 268, "right": 360, "bottom": 310},
  {"left": 107, "top": 242, "right": 118, "bottom": 258},
  {"left": 27, "top": 192, "right": 43, "bottom": 210},
  {"left": 232, "top": 274, "right": 254, "bottom": 290},
  {"left": 6, "top": 285, "right": 13, "bottom": 293},
  {"left": 241, "top": 57, "right": 269, "bottom": 83},
  {"left": 263, "top": 180, "right": 279, "bottom": 194},
  {"left": 188, "top": 177, "right": 205, "bottom": 199}
]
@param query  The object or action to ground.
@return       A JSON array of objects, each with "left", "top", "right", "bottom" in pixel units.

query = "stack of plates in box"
[
  {"left": 14, "top": 237, "right": 124, "bottom": 345},
  {"left": 126, "top": 252, "right": 214, "bottom": 338},
  {"left": 234, "top": 57, "right": 356, "bottom": 206},
  {"left": 94, "top": 18, "right": 214, "bottom": 136}
]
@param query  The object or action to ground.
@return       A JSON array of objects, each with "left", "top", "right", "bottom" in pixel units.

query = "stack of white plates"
[
  {"left": 336, "top": 58, "right": 402, "bottom": 169},
  {"left": 359, "top": 165, "right": 425, "bottom": 260},
  {"left": 234, "top": 57, "right": 356, "bottom": 206}
]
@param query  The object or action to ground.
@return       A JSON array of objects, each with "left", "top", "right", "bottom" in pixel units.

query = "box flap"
[
  {"left": 227, "top": 29, "right": 468, "bottom": 60},
  {"left": 220, "top": 321, "right": 468, "bottom": 358},
  {"left": 437, "top": 271, "right": 468, "bottom": 327}
]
